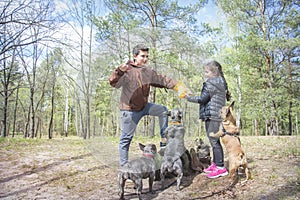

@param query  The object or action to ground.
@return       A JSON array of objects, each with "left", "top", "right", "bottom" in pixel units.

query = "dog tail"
[{"left": 230, "top": 169, "right": 239, "bottom": 187}]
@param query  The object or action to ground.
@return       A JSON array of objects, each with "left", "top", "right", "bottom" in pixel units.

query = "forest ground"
[{"left": 0, "top": 135, "right": 299, "bottom": 200}]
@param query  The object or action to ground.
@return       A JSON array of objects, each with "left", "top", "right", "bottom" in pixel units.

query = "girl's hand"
[
  {"left": 183, "top": 91, "right": 193, "bottom": 98},
  {"left": 186, "top": 91, "right": 193, "bottom": 97}
]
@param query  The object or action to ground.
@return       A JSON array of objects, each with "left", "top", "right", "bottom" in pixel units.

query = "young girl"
[{"left": 186, "top": 60, "right": 231, "bottom": 178}]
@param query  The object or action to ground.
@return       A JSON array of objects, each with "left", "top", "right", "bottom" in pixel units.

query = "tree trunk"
[
  {"left": 236, "top": 64, "right": 242, "bottom": 130},
  {"left": 64, "top": 86, "right": 69, "bottom": 137},
  {"left": 79, "top": 99, "right": 85, "bottom": 138},
  {"left": 296, "top": 114, "right": 299, "bottom": 136},
  {"left": 12, "top": 84, "right": 20, "bottom": 138},
  {"left": 288, "top": 57, "right": 293, "bottom": 135},
  {"left": 149, "top": 89, "right": 156, "bottom": 137},
  {"left": 86, "top": 100, "right": 90, "bottom": 139},
  {"left": 36, "top": 117, "right": 41, "bottom": 138},
  {"left": 24, "top": 105, "right": 31, "bottom": 138},
  {"left": 30, "top": 87, "right": 35, "bottom": 138},
  {"left": 1, "top": 93, "right": 8, "bottom": 137},
  {"left": 255, "top": 119, "right": 258, "bottom": 136},
  {"left": 48, "top": 80, "right": 55, "bottom": 139}
]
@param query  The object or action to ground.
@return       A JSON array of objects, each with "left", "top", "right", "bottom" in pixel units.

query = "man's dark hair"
[{"left": 132, "top": 44, "right": 149, "bottom": 56}]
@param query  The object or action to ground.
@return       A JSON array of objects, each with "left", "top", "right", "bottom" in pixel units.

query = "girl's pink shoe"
[
  {"left": 206, "top": 167, "right": 228, "bottom": 178},
  {"left": 203, "top": 162, "right": 216, "bottom": 173}
]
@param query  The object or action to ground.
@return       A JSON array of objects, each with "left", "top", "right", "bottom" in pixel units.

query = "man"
[{"left": 109, "top": 44, "right": 187, "bottom": 166}]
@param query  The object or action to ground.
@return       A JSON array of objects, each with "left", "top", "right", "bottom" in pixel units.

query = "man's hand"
[{"left": 118, "top": 63, "right": 128, "bottom": 72}]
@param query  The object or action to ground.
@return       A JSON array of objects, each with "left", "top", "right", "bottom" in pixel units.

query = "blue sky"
[
  {"left": 179, "top": 0, "right": 223, "bottom": 25},
  {"left": 97, "top": 0, "right": 223, "bottom": 26},
  {"left": 52, "top": 0, "right": 225, "bottom": 51}
]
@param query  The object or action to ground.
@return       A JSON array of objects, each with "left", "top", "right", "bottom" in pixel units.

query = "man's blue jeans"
[{"left": 119, "top": 102, "right": 168, "bottom": 166}]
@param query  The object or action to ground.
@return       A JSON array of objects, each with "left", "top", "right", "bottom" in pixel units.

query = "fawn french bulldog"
[{"left": 210, "top": 101, "right": 251, "bottom": 184}]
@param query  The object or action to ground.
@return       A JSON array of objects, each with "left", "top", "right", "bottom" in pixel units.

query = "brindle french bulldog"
[{"left": 118, "top": 143, "right": 158, "bottom": 200}]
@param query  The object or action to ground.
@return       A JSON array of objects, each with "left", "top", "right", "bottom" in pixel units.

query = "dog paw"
[
  {"left": 210, "top": 132, "right": 222, "bottom": 138},
  {"left": 241, "top": 179, "right": 248, "bottom": 185},
  {"left": 208, "top": 132, "right": 216, "bottom": 137}
]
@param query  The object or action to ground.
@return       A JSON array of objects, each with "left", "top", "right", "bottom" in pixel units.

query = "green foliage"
[
  {"left": 3, "top": 0, "right": 299, "bottom": 139},
  {"left": 216, "top": 0, "right": 300, "bottom": 135}
]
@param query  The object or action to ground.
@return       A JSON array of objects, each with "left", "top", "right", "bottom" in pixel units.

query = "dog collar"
[
  {"left": 221, "top": 124, "right": 240, "bottom": 137},
  {"left": 169, "top": 121, "right": 181, "bottom": 125},
  {"left": 143, "top": 153, "right": 155, "bottom": 158}
]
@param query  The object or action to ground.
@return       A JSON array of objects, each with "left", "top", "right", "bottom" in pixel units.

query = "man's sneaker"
[
  {"left": 203, "top": 162, "right": 216, "bottom": 173},
  {"left": 206, "top": 167, "right": 228, "bottom": 179}
]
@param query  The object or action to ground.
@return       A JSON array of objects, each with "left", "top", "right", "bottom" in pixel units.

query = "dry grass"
[{"left": 0, "top": 135, "right": 299, "bottom": 200}]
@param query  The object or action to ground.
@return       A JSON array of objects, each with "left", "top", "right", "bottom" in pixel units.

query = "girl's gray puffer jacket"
[{"left": 187, "top": 77, "right": 226, "bottom": 121}]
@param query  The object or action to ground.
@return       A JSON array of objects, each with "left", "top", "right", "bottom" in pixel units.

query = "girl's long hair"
[{"left": 206, "top": 60, "right": 231, "bottom": 101}]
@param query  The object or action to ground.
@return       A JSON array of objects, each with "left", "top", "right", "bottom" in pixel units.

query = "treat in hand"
[{"left": 174, "top": 81, "right": 190, "bottom": 99}]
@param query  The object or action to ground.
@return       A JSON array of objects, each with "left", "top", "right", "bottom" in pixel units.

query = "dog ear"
[
  {"left": 167, "top": 110, "right": 171, "bottom": 116},
  {"left": 139, "top": 143, "right": 145, "bottom": 151},
  {"left": 151, "top": 144, "right": 157, "bottom": 153},
  {"left": 199, "top": 138, "right": 204, "bottom": 144},
  {"left": 225, "top": 107, "right": 230, "bottom": 116},
  {"left": 229, "top": 101, "right": 235, "bottom": 108},
  {"left": 178, "top": 109, "right": 183, "bottom": 118},
  {"left": 228, "top": 101, "right": 235, "bottom": 115}
]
